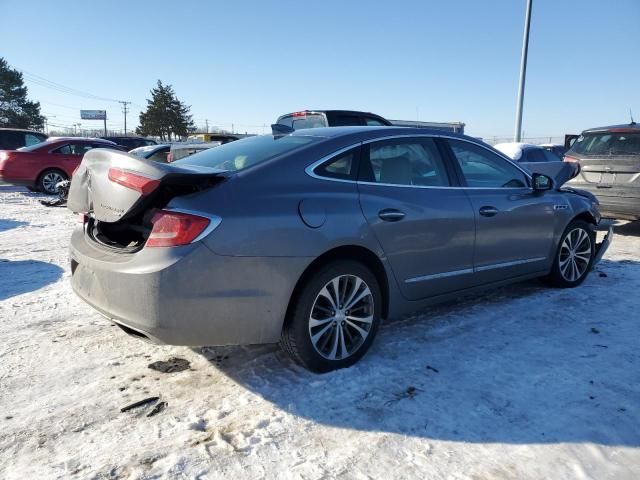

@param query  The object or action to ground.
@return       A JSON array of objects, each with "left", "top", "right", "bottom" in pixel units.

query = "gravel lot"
[{"left": 1, "top": 185, "right": 639, "bottom": 479}]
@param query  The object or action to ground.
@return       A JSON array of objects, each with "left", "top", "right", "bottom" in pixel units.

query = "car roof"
[
  {"left": 288, "top": 125, "right": 469, "bottom": 140},
  {"left": 48, "top": 136, "right": 117, "bottom": 143},
  {"left": 583, "top": 122, "right": 640, "bottom": 133}
]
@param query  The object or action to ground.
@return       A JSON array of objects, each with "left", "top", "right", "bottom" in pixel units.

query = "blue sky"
[{"left": 1, "top": 0, "right": 638, "bottom": 138}]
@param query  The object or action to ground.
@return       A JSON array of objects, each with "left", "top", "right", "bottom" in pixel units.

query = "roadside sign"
[{"left": 80, "top": 110, "right": 107, "bottom": 120}]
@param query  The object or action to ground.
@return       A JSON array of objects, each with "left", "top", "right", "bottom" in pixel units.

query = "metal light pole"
[{"left": 514, "top": 0, "right": 533, "bottom": 142}]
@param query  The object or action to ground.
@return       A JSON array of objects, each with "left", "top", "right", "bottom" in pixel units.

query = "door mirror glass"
[{"left": 532, "top": 173, "right": 553, "bottom": 191}]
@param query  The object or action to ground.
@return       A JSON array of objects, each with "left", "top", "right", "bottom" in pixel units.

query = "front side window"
[
  {"left": 448, "top": 139, "right": 528, "bottom": 188},
  {"left": 54, "top": 142, "right": 93, "bottom": 155},
  {"left": 361, "top": 138, "right": 450, "bottom": 187}
]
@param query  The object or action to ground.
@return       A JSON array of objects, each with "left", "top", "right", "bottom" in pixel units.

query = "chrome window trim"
[
  {"left": 304, "top": 133, "right": 534, "bottom": 189},
  {"left": 164, "top": 207, "right": 222, "bottom": 243},
  {"left": 405, "top": 256, "right": 547, "bottom": 283}
]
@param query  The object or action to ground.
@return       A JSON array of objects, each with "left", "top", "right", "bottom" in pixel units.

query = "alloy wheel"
[
  {"left": 308, "top": 274, "right": 374, "bottom": 360},
  {"left": 42, "top": 172, "right": 65, "bottom": 194},
  {"left": 559, "top": 227, "right": 592, "bottom": 282}
]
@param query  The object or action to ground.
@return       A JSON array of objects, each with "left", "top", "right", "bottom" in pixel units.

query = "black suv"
[
  {"left": 0, "top": 128, "right": 47, "bottom": 150},
  {"left": 276, "top": 110, "right": 391, "bottom": 130},
  {"left": 100, "top": 136, "right": 157, "bottom": 151},
  {"left": 566, "top": 122, "right": 640, "bottom": 220}
]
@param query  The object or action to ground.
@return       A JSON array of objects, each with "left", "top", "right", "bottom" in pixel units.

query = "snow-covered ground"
[{"left": 0, "top": 185, "right": 639, "bottom": 480}]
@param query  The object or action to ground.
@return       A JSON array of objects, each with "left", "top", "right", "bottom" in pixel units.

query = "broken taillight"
[
  {"left": 108, "top": 167, "right": 160, "bottom": 195},
  {"left": 146, "top": 210, "right": 211, "bottom": 247}
]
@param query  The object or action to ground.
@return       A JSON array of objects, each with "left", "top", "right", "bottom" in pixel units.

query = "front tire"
[
  {"left": 280, "top": 260, "right": 382, "bottom": 373},
  {"left": 38, "top": 169, "right": 68, "bottom": 194},
  {"left": 545, "top": 220, "right": 595, "bottom": 288}
]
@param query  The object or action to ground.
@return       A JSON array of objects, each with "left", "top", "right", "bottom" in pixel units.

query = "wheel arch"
[
  {"left": 572, "top": 210, "right": 598, "bottom": 227},
  {"left": 285, "top": 245, "right": 390, "bottom": 327}
]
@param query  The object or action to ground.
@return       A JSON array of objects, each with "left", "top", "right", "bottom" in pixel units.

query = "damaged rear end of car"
[{"left": 67, "top": 148, "right": 232, "bottom": 344}]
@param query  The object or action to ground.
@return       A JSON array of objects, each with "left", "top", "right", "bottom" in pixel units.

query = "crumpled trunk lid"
[
  {"left": 67, "top": 148, "right": 225, "bottom": 222},
  {"left": 520, "top": 161, "right": 580, "bottom": 187}
]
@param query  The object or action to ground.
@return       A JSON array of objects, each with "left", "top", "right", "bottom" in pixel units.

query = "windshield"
[
  {"left": 277, "top": 113, "right": 327, "bottom": 130},
  {"left": 569, "top": 132, "right": 640, "bottom": 156},
  {"left": 174, "top": 134, "right": 319, "bottom": 171}
]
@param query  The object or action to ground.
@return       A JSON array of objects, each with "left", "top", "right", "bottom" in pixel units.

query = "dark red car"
[{"left": 0, "top": 137, "right": 124, "bottom": 193}]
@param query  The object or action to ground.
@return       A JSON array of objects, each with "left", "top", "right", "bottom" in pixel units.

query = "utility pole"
[
  {"left": 119, "top": 101, "right": 131, "bottom": 135},
  {"left": 514, "top": 0, "right": 533, "bottom": 142}
]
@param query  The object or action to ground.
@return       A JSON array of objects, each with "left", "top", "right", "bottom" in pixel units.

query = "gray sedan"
[{"left": 67, "top": 127, "right": 611, "bottom": 372}]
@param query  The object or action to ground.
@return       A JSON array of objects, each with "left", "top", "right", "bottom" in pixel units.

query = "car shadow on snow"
[
  {"left": 0, "top": 219, "right": 28, "bottom": 233},
  {"left": 610, "top": 219, "right": 640, "bottom": 237},
  {"left": 198, "top": 258, "right": 640, "bottom": 446},
  {"left": 0, "top": 259, "right": 64, "bottom": 300}
]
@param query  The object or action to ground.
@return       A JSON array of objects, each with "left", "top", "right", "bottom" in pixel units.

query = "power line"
[{"left": 19, "top": 69, "right": 121, "bottom": 103}]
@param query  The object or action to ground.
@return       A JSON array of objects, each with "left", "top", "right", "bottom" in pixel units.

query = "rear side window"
[
  {"left": 448, "top": 139, "right": 528, "bottom": 188},
  {"left": 331, "top": 115, "right": 362, "bottom": 127},
  {"left": 570, "top": 132, "right": 640, "bottom": 156},
  {"left": 361, "top": 138, "right": 450, "bottom": 187},
  {"left": 364, "top": 117, "right": 387, "bottom": 126},
  {"left": 176, "top": 134, "right": 320, "bottom": 172},
  {"left": 313, "top": 148, "right": 358, "bottom": 180}
]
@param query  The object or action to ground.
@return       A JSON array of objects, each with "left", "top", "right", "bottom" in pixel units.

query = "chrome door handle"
[
  {"left": 378, "top": 209, "right": 406, "bottom": 222},
  {"left": 479, "top": 206, "right": 499, "bottom": 217}
]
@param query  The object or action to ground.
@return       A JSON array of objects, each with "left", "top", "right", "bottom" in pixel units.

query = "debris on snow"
[
  {"left": 148, "top": 357, "right": 190, "bottom": 373},
  {"left": 120, "top": 396, "right": 159, "bottom": 413},
  {"left": 146, "top": 401, "right": 167, "bottom": 417}
]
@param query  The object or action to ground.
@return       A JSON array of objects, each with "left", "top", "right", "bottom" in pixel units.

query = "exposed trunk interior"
[{"left": 87, "top": 179, "right": 224, "bottom": 252}]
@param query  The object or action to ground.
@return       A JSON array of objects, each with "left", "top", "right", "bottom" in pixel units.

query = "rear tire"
[
  {"left": 280, "top": 260, "right": 382, "bottom": 373},
  {"left": 545, "top": 220, "right": 595, "bottom": 288},
  {"left": 37, "top": 169, "right": 68, "bottom": 194}
]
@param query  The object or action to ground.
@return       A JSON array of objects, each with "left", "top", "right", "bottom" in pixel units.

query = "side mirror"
[{"left": 532, "top": 173, "right": 553, "bottom": 191}]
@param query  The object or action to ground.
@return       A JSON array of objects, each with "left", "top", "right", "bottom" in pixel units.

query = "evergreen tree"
[
  {"left": 136, "top": 80, "right": 195, "bottom": 140},
  {"left": 0, "top": 58, "right": 45, "bottom": 130}
]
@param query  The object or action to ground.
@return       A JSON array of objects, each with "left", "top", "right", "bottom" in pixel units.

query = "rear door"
[
  {"left": 443, "top": 139, "right": 559, "bottom": 283},
  {"left": 357, "top": 136, "right": 476, "bottom": 300}
]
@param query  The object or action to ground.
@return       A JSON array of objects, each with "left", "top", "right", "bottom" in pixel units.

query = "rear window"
[
  {"left": 569, "top": 132, "right": 640, "bottom": 156},
  {"left": 175, "top": 135, "right": 319, "bottom": 172},
  {"left": 278, "top": 113, "right": 327, "bottom": 130}
]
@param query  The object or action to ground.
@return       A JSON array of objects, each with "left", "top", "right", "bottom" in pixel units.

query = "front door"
[
  {"left": 443, "top": 138, "right": 559, "bottom": 284},
  {"left": 357, "top": 136, "right": 476, "bottom": 300}
]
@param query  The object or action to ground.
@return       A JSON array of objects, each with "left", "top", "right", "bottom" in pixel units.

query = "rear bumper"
[
  {"left": 574, "top": 188, "right": 640, "bottom": 220},
  {"left": 69, "top": 226, "right": 310, "bottom": 346}
]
